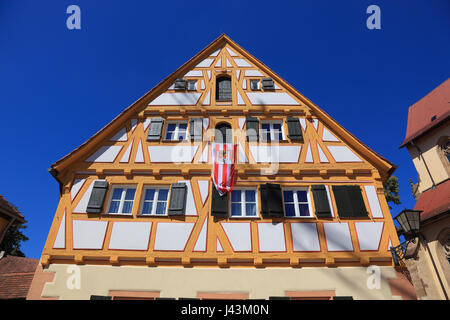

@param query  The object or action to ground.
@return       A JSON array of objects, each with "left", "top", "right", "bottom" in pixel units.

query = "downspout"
[{"left": 410, "top": 140, "right": 436, "bottom": 189}]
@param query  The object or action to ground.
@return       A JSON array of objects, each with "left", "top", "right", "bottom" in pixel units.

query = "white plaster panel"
[
  {"left": 238, "top": 144, "right": 248, "bottom": 163},
  {"left": 154, "top": 223, "right": 194, "bottom": 251},
  {"left": 193, "top": 218, "right": 208, "bottom": 251},
  {"left": 312, "top": 119, "right": 319, "bottom": 131},
  {"left": 299, "top": 118, "right": 307, "bottom": 131},
  {"left": 131, "top": 119, "right": 138, "bottom": 132},
  {"left": 177, "top": 180, "right": 197, "bottom": 216},
  {"left": 237, "top": 91, "right": 245, "bottom": 105},
  {"left": 221, "top": 223, "right": 252, "bottom": 252},
  {"left": 244, "top": 70, "right": 264, "bottom": 77},
  {"left": 242, "top": 79, "right": 247, "bottom": 89},
  {"left": 215, "top": 58, "right": 221, "bottom": 67},
  {"left": 72, "top": 220, "right": 108, "bottom": 250},
  {"left": 200, "top": 80, "right": 205, "bottom": 89},
  {"left": 226, "top": 58, "right": 232, "bottom": 67},
  {"left": 210, "top": 49, "right": 220, "bottom": 57},
  {"left": 147, "top": 146, "right": 198, "bottom": 163},
  {"left": 198, "top": 180, "right": 210, "bottom": 205},
  {"left": 53, "top": 211, "right": 66, "bottom": 249},
  {"left": 226, "top": 47, "right": 238, "bottom": 56},
  {"left": 325, "top": 186, "right": 335, "bottom": 218},
  {"left": 199, "top": 143, "right": 209, "bottom": 163},
  {"left": 73, "top": 180, "right": 102, "bottom": 213},
  {"left": 324, "top": 223, "right": 354, "bottom": 251},
  {"left": 217, "top": 238, "right": 223, "bottom": 251},
  {"left": 246, "top": 92, "right": 300, "bottom": 105},
  {"left": 305, "top": 144, "right": 313, "bottom": 163},
  {"left": 236, "top": 70, "right": 241, "bottom": 80},
  {"left": 327, "top": 145, "right": 363, "bottom": 162},
  {"left": 364, "top": 185, "right": 384, "bottom": 218},
  {"left": 233, "top": 58, "right": 252, "bottom": 67},
  {"left": 202, "top": 118, "right": 209, "bottom": 131},
  {"left": 120, "top": 140, "right": 133, "bottom": 163},
  {"left": 323, "top": 127, "right": 339, "bottom": 142},
  {"left": 249, "top": 146, "right": 300, "bottom": 163},
  {"left": 143, "top": 119, "right": 152, "bottom": 132},
  {"left": 257, "top": 223, "right": 286, "bottom": 252},
  {"left": 290, "top": 223, "right": 320, "bottom": 251},
  {"left": 207, "top": 70, "right": 211, "bottom": 80},
  {"left": 135, "top": 140, "right": 144, "bottom": 163},
  {"left": 355, "top": 222, "right": 384, "bottom": 251},
  {"left": 185, "top": 70, "right": 203, "bottom": 77},
  {"left": 85, "top": 145, "right": 122, "bottom": 163},
  {"left": 71, "top": 179, "right": 86, "bottom": 201},
  {"left": 149, "top": 93, "right": 201, "bottom": 105},
  {"left": 317, "top": 144, "right": 329, "bottom": 162},
  {"left": 238, "top": 118, "right": 246, "bottom": 130},
  {"left": 110, "top": 128, "right": 127, "bottom": 141},
  {"left": 108, "top": 222, "right": 152, "bottom": 250},
  {"left": 203, "top": 90, "right": 210, "bottom": 105},
  {"left": 195, "top": 59, "right": 214, "bottom": 68}
]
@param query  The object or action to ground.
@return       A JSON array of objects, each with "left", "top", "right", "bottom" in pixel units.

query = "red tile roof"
[
  {"left": 400, "top": 78, "right": 450, "bottom": 148},
  {"left": 0, "top": 195, "right": 25, "bottom": 223},
  {"left": 0, "top": 255, "right": 39, "bottom": 299},
  {"left": 414, "top": 179, "right": 450, "bottom": 222}
]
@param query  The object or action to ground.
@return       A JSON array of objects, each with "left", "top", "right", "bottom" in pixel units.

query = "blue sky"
[{"left": 0, "top": 1, "right": 449, "bottom": 258}]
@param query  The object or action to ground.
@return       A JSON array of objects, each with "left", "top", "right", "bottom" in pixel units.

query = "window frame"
[
  {"left": 281, "top": 187, "right": 314, "bottom": 218},
  {"left": 106, "top": 185, "right": 137, "bottom": 215},
  {"left": 187, "top": 80, "right": 197, "bottom": 91},
  {"left": 250, "top": 79, "right": 260, "bottom": 91},
  {"left": 138, "top": 185, "right": 171, "bottom": 216},
  {"left": 164, "top": 121, "right": 189, "bottom": 141},
  {"left": 229, "top": 187, "right": 259, "bottom": 218},
  {"left": 260, "top": 120, "right": 286, "bottom": 142}
]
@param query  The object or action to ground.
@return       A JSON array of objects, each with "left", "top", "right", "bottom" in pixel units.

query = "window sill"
[
  {"left": 228, "top": 216, "right": 260, "bottom": 219},
  {"left": 136, "top": 214, "right": 168, "bottom": 217},
  {"left": 102, "top": 213, "right": 133, "bottom": 217}
]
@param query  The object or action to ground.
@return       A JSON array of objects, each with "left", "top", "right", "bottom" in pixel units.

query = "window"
[
  {"left": 165, "top": 122, "right": 188, "bottom": 141},
  {"left": 282, "top": 188, "right": 313, "bottom": 217},
  {"left": 107, "top": 186, "right": 136, "bottom": 214},
  {"left": 174, "top": 78, "right": 186, "bottom": 90},
  {"left": 140, "top": 186, "right": 170, "bottom": 215},
  {"left": 261, "top": 121, "right": 284, "bottom": 141},
  {"left": 250, "top": 79, "right": 260, "bottom": 91},
  {"left": 214, "top": 123, "right": 232, "bottom": 143},
  {"left": 216, "top": 76, "right": 232, "bottom": 101},
  {"left": 187, "top": 80, "right": 197, "bottom": 91},
  {"left": 230, "top": 189, "right": 258, "bottom": 217}
]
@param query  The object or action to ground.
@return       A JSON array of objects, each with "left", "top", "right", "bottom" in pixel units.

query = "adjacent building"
[
  {"left": 400, "top": 78, "right": 450, "bottom": 299},
  {"left": 29, "top": 35, "right": 414, "bottom": 300}
]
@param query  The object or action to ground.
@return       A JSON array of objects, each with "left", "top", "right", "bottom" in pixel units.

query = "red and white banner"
[{"left": 212, "top": 143, "right": 236, "bottom": 196}]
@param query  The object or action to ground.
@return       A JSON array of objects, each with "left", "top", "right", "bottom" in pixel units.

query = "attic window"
[
  {"left": 187, "top": 80, "right": 197, "bottom": 91},
  {"left": 216, "top": 76, "right": 232, "bottom": 101},
  {"left": 250, "top": 80, "right": 260, "bottom": 91},
  {"left": 262, "top": 78, "right": 275, "bottom": 90},
  {"left": 174, "top": 78, "right": 186, "bottom": 90}
]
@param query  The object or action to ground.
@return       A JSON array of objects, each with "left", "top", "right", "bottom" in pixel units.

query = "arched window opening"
[
  {"left": 215, "top": 123, "right": 232, "bottom": 144},
  {"left": 216, "top": 76, "right": 232, "bottom": 102}
]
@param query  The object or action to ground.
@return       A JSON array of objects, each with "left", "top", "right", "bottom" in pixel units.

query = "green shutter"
[
  {"left": 168, "top": 183, "right": 187, "bottom": 215},
  {"left": 211, "top": 186, "right": 228, "bottom": 217},
  {"left": 246, "top": 117, "right": 259, "bottom": 142},
  {"left": 86, "top": 180, "right": 108, "bottom": 213},
  {"left": 147, "top": 118, "right": 164, "bottom": 141},
  {"left": 311, "top": 185, "right": 332, "bottom": 217},
  {"left": 286, "top": 117, "right": 303, "bottom": 141},
  {"left": 189, "top": 118, "right": 203, "bottom": 141}
]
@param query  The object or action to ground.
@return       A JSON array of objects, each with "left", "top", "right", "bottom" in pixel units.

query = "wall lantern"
[{"left": 390, "top": 209, "right": 422, "bottom": 266}]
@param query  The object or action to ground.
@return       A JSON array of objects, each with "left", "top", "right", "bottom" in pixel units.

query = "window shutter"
[
  {"left": 311, "top": 185, "right": 332, "bottom": 217},
  {"left": 90, "top": 295, "right": 112, "bottom": 300},
  {"left": 168, "top": 183, "right": 187, "bottom": 216},
  {"left": 332, "top": 186, "right": 368, "bottom": 218},
  {"left": 189, "top": 118, "right": 203, "bottom": 141},
  {"left": 86, "top": 180, "right": 109, "bottom": 213},
  {"left": 147, "top": 118, "right": 164, "bottom": 141},
  {"left": 216, "top": 77, "right": 232, "bottom": 101},
  {"left": 246, "top": 117, "right": 259, "bottom": 142},
  {"left": 286, "top": 117, "right": 303, "bottom": 141},
  {"left": 174, "top": 78, "right": 186, "bottom": 90},
  {"left": 347, "top": 186, "right": 368, "bottom": 217},
  {"left": 211, "top": 186, "right": 228, "bottom": 217},
  {"left": 262, "top": 77, "right": 275, "bottom": 90},
  {"left": 260, "top": 183, "right": 283, "bottom": 217}
]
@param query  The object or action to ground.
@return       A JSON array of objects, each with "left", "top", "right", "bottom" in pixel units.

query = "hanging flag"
[{"left": 212, "top": 143, "right": 236, "bottom": 196}]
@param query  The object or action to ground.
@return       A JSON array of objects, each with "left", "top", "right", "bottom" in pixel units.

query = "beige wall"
[
  {"left": 35, "top": 264, "right": 407, "bottom": 300},
  {"left": 407, "top": 125, "right": 450, "bottom": 194}
]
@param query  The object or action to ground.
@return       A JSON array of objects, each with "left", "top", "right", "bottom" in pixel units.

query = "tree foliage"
[
  {"left": 0, "top": 203, "right": 29, "bottom": 257},
  {"left": 384, "top": 175, "right": 401, "bottom": 209}
]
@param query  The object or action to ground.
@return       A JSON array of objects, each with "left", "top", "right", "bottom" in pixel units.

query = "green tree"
[
  {"left": 384, "top": 175, "right": 401, "bottom": 209},
  {"left": 0, "top": 223, "right": 29, "bottom": 257}
]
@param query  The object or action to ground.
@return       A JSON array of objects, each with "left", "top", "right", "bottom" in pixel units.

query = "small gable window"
[
  {"left": 216, "top": 76, "right": 232, "bottom": 101},
  {"left": 187, "top": 80, "right": 197, "bottom": 91},
  {"left": 250, "top": 79, "right": 260, "bottom": 91}
]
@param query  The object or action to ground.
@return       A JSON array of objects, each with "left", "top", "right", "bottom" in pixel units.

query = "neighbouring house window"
[
  {"left": 250, "top": 79, "right": 260, "bottom": 91},
  {"left": 187, "top": 80, "right": 197, "bottom": 91},
  {"left": 261, "top": 121, "right": 284, "bottom": 142},
  {"left": 216, "top": 76, "right": 232, "bottom": 101},
  {"left": 140, "top": 186, "right": 170, "bottom": 215},
  {"left": 107, "top": 186, "right": 136, "bottom": 214},
  {"left": 282, "top": 188, "right": 313, "bottom": 217},
  {"left": 230, "top": 189, "right": 258, "bottom": 217},
  {"left": 165, "top": 122, "right": 188, "bottom": 141}
]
